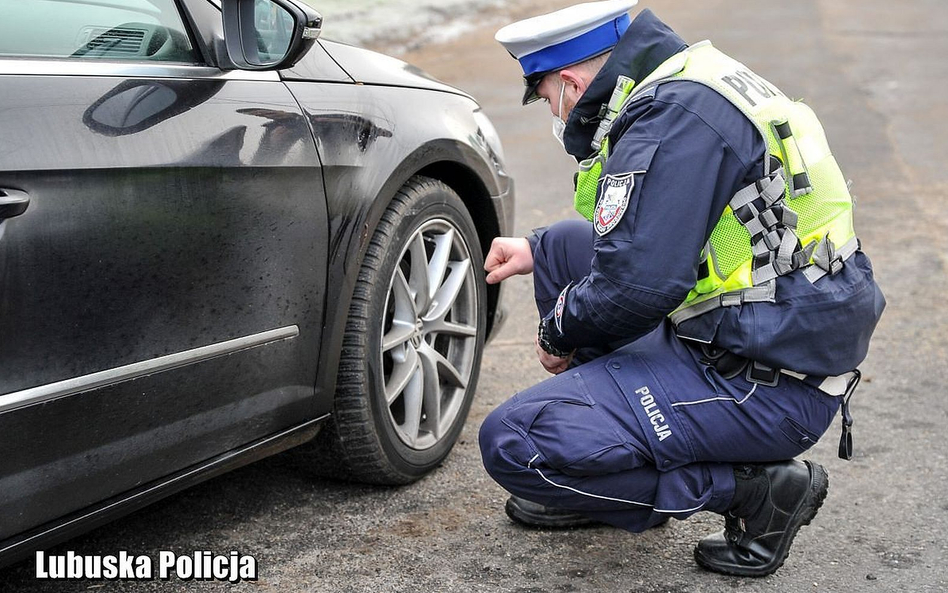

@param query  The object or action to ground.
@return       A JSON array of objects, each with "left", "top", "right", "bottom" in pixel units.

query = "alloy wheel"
[{"left": 380, "top": 219, "right": 479, "bottom": 450}]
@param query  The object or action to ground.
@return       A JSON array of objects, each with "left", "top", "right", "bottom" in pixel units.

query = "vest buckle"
[{"left": 745, "top": 361, "right": 780, "bottom": 387}]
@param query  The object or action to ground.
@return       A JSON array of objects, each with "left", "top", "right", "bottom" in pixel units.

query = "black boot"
[
  {"left": 504, "top": 495, "right": 601, "bottom": 528},
  {"left": 693, "top": 460, "right": 829, "bottom": 577}
]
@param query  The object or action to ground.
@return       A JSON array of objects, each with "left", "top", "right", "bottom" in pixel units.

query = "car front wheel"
[{"left": 315, "top": 175, "right": 486, "bottom": 485}]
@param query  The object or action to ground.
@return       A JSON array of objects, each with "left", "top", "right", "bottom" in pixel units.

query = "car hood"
[{"left": 318, "top": 40, "right": 473, "bottom": 100}]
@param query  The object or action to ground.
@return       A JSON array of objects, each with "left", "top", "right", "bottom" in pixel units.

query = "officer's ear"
[{"left": 558, "top": 69, "right": 587, "bottom": 108}]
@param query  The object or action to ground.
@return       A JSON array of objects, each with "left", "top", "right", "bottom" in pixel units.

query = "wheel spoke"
[
  {"left": 425, "top": 258, "right": 471, "bottom": 323},
  {"left": 419, "top": 342, "right": 467, "bottom": 390},
  {"left": 426, "top": 228, "right": 455, "bottom": 305},
  {"left": 426, "top": 319, "right": 477, "bottom": 338},
  {"left": 385, "top": 344, "right": 418, "bottom": 404},
  {"left": 418, "top": 345, "right": 441, "bottom": 439},
  {"left": 418, "top": 344, "right": 442, "bottom": 440},
  {"left": 392, "top": 267, "right": 417, "bottom": 320},
  {"left": 382, "top": 320, "right": 414, "bottom": 352},
  {"left": 401, "top": 363, "right": 424, "bottom": 444},
  {"left": 407, "top": 232, "right": 430, "bottom": 313}
]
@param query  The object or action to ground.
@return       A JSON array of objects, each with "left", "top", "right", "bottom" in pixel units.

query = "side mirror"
[{"left": 221, "top": 0, "right": 322, "bottom": 70}]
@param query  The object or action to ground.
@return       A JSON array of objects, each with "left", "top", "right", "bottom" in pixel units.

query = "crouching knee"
[
  {"left": 478, "top": 404, "right": 531, "bottom": 493},
  {"left": 478, "top": 405, "right": 520, "bottom": 483}
]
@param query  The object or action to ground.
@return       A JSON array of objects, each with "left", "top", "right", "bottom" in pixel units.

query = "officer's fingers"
[
  {"left": 485, "top": 238, "right": 530, "bottom": 268},
  {"left": 539, "top": 349, "right": 573, "bottom": 375},
  {"left": 486, "top": 261, "right": 518, "bottom": 285},
  {"left": 547, "top": 360, "right": 568, "bottom": 375},
  {"left": 550, "top": 357, "right": 570, "bottom": 374},
  {"left": 540, "top": 359, "right": 559, "bottom": 374},
  {"left": 484, "top": 244, "right": 508, "bottom": 272},
  {"left": 541, "top": 358, "right": 559, "bottom": 374},
  {"left": 550, "top": 358, "right": 568, "bottom": 374},
  {"left": 536, "top": 345, "right": 566, "bottom": 374},
  {"left": 484, "top": 243, "right": 511, "bottom": 281},
  {"left": 534, "top": 337, "right": 550, "bottom": 368},
  {"left": 490, "top": 245, "right": 533, "bottom": 285}
]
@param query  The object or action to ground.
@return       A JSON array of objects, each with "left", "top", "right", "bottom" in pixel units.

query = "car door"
[{"left": 0, "top": 0, "right": 327, "bottom": 541}]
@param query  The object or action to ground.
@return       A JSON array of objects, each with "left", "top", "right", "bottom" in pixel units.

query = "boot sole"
[
  {"left": 693, "top": 461, "right": 829, "bottom": 577},
  {"left": 504, "top": 498, "right": 671, "bottom": 530},
  {"left": 504, "top": 497, "right": 601, "bottom": 529}
]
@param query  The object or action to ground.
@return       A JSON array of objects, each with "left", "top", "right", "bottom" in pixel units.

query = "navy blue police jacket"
[{"left": 537, "top": 9, "right": 886, "bottom": 377}]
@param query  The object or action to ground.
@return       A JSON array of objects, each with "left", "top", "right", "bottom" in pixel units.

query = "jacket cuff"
[
  {"left": 526, "top": 226, "right": 549, "bottom": 255},
  {"left": 540, "top": 283, "right": 574, "bottom": 352}
]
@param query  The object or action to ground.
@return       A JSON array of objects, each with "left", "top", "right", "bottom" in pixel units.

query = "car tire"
[{"left": 313, "top": 175, "right": 486, "bottom": 485}]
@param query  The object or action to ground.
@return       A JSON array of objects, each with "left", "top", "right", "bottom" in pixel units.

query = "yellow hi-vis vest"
[{"left": 573, "top": 41, "right": 859, "bottom": 326}]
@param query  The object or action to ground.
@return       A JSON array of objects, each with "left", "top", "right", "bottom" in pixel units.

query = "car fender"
[{"left": 312, "top": 137, "right": 507, "bottom": 415}]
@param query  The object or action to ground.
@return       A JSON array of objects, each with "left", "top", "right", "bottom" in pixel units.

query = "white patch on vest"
[{"left": 594, "top": 173, "right": 634, "bottom": 236}]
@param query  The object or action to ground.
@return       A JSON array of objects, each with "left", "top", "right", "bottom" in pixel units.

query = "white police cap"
[{"left": 495, "top": 0, "right": 638, "bottom": 104}]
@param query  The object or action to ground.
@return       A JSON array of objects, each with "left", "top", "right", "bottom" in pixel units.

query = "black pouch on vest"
[{"left": 698, "top": 345, "right": 748, "bottom": 379}]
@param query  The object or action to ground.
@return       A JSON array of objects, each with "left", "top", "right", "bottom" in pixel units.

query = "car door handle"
[{"left": 0, "top": 188, "right": 30, "bottom": 219}]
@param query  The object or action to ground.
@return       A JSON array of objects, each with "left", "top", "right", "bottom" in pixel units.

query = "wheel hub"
[{"left": 411, "top": 319, "right": 424, "bottom": 347}]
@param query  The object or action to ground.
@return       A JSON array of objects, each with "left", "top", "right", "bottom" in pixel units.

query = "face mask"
[{"left": 551, "top": 79, "right": 567, "bottom": 148}]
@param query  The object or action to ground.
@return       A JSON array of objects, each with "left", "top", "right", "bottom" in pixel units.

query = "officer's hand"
[
  {"left": 535, "top": 335, "right": 573, "bottom": 374},
  {"left": 484, "top": 237, "right": 533, "bottom": 284}
]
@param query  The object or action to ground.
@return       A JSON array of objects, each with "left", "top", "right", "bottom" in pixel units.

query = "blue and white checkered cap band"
[{"left": 518, "top": 14, "right": 630, "bottom": 77}]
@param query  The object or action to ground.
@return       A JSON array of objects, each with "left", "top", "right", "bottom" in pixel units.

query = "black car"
[{"left": 0, "top": 0, "right": 512, "bottom": 565}]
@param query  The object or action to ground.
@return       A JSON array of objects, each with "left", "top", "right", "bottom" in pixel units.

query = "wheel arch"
[{"left": 314, "top": 142, "right": 507, "bottom": 417}]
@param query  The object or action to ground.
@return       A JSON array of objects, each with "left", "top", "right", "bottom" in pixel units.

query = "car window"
[{"left": 0, "top": 0, "right": 199, "bottom": 62}]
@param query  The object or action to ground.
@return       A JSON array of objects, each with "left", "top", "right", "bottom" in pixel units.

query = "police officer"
[{"left": 479, "top": 0, "right": 886, "bottom": 577}]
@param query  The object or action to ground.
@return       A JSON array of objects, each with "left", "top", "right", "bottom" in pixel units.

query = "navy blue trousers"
[{"left": 479, "top": 220, "right": 840, "bottom": 532}]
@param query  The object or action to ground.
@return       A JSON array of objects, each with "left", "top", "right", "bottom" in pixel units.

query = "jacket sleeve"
[{"left": 544, "top": 97, "right": 759, "bottom": 352}]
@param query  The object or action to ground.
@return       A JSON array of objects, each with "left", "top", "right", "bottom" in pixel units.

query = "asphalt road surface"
[{"left": 5, "top": 0, "right": 947, "bottom": 591}]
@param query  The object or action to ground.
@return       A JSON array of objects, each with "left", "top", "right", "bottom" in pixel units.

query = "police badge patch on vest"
[{"left": 595, "top": 172, "right": 637, "bottom": 235}]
